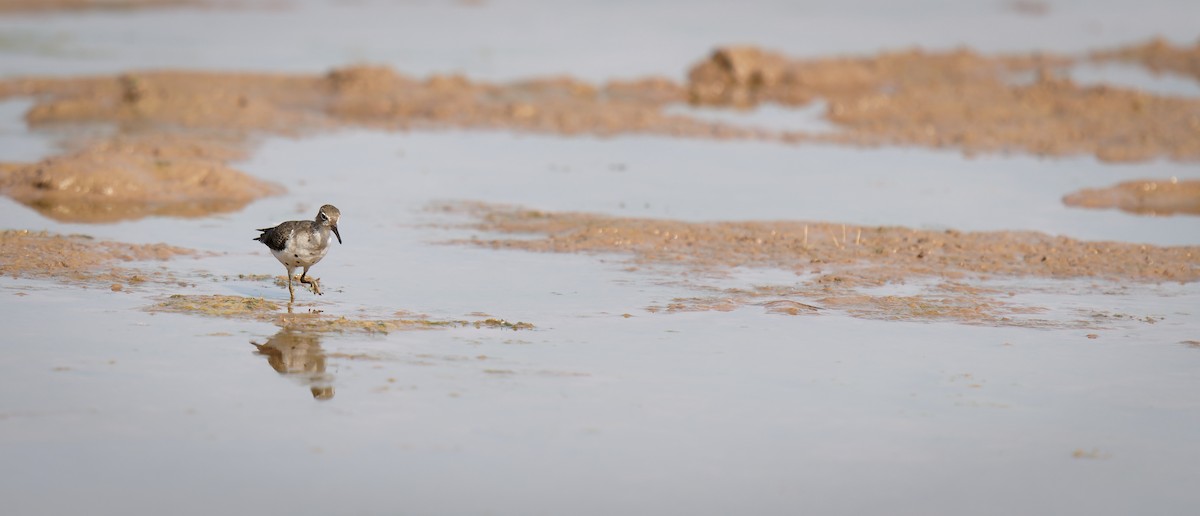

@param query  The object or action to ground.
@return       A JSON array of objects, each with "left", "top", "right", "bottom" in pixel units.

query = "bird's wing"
[{"left": 253, "top": 222, "right": 297, "bottom": 251}]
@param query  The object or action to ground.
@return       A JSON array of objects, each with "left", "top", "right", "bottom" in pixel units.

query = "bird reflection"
[{"left": 252, "top": 327, "right": 335, "bottom": 400}]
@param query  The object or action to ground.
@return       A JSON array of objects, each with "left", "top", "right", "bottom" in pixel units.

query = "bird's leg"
[
  {"left": 285, "top": 265, "right": 295, "bottom": 302},
  {"left": 300, "top": 266, "right": 322, "bottom": 295}
]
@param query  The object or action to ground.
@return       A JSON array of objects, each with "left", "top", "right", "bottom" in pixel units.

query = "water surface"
[{"left": 2, "top": 2, "right": 1200, "bottom": 515}]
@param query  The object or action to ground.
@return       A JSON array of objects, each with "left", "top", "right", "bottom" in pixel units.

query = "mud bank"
[
  {"left": 0, "top": 135, "right": 281, "bottom": 222},
  {"left": 687, "top": 44, "right": 1200, "bottom": 162},
  {"left": 0, "top": 228, "right": 192, "bottom": 282},
  {"left": 1, "top": 40, "right": 1199, "bottom": 222},
  {"left": 6, "top": 39, "right": 1198, "bottom": 163},
  {"left": 1063, "top": 178, "right": 1200, "bottom": 216},
  {"left": 447, "top": 203, "right": 1198, "bottom": 326},
  {"left": 0, "top": 42, "right": 1195, "bottom": 222},
  {"left": 1092, "top": 38, "right": 1200, "bottom": 83},
  {"left": 452, "top": 203, "right": 1199, "bottom": 283}
]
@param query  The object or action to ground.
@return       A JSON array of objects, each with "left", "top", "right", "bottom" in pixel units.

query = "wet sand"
[
  {"left": 2, "top": 4, "right": 1200, "bottom": 514},
  {"left": 1063, "top": 178, "right": 1200, "bottom": 216},
  {"left": 1092, "top": 38, "right": 1200, "bottom": 83},
  {"left": 450, "top": 203, "right": 1199, "bottom": 283},
  {"left": 688, "top": 43, "right": 1200, "bottom": 162},
  {"left": 2, "top": 39, "right": 1197, "bottom": 324},
  {"left": 0, "top": 228, "right": 534, "bottom": 333},
  {"left": 0, "top": 228, "right": 191, "bottom": 281},
  {"left": 0, "top": 134, "right": 280, "bottom": 222},
  {"left": 447, "top": 202, "right": 1198, "bottom": 325},
  {"left": 2, "top": 40, "right": 1199, "bottom": 225}
]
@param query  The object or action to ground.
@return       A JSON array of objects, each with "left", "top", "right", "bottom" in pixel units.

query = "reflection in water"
[
  {"left": 23, "top": 198, "right": 258, "bottom": 224},
  {"left": 251, "top": 327, "right": 335, "bottom": 400}
]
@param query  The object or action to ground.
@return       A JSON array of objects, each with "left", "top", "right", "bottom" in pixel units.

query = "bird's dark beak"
[{"left": 332, "top": 224, "right": 342, "bottom": 244}]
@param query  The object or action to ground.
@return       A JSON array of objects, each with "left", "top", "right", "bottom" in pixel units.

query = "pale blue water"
[
  {"left": 0, "top": 0, "right": 1198, "bottom": 81},
  {"left": 1, "top": 2, "right": 1199, "bottom": 515}
]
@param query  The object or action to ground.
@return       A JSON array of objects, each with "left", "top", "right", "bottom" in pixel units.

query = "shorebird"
[{"left": 254, "top": 204, "right": 342, "bottom": 301}]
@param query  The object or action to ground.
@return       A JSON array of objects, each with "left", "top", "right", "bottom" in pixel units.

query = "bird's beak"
[{"left": 332, "top": 224, "right": 342, "bottom": 244}]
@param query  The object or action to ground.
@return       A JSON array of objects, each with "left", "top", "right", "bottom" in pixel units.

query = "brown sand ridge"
[
  {"left": 9, "top": 39, "right": 1200, "bottom": 160},
  {"left": 0, "top": 135, "right": 282, "bottom": 222},
  {"left": 1091, "top": 38, "right": 1200, "bottom": 83},
  {"left": 1064, "top": 178, "right": 1200, "bottom": 216},
  {"left": 687, "top": 45, "right": 1200, "bottom": 162},
  {"left": 454, "top": 204, "right": 1199, "bottom": 283},
  {"left": 0, "top": 69, "right": 325, "bottom": 222},
  {"left": 2, "top": 40, "right": 1198, "bottom": 223},
  {"left": 0, "top": 229, "right": 193, "bottom": 282},
  {"left": 447, "top": 203, "right": 1198, "bottom": 326}
]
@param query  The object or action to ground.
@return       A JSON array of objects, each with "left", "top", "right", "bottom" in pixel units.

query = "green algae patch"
[
  {"left": 277, "top": 315, "right": 536, "bottom": 334},
  {"left": 276, "top": 314, "right": 459, "bottom": 335},
  {"left": 154, "top": 294, "right": 281, "bottom": 317},
  {"left": 475, "top": 318, "right": 536, "bottom": 331},
  {"left": 148, "top": 294, "right": 535, "bottom": 335}
]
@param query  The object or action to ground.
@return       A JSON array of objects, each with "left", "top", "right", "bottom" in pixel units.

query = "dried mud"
[
  {"left": 1, "top": 40, "right": 1199, "bottom": 222},
  {"left": 448, "top": 203, "right": 1199, "bottom": 326},
  {"left": 1063, "top": 178, "right": 1200, "bottom": 216}
]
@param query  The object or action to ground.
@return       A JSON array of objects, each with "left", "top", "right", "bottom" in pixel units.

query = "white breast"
[{"left": 272, "top": 227, "right": 330, "bottom": 270}]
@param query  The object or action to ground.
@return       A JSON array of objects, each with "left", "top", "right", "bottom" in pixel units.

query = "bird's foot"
[{"left": 300, "top": 276, "right": 322, "bottom": 295}]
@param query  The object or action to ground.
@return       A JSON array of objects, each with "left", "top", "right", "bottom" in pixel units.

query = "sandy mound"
[
  {"left": 0, "top": 136, "right": 282, "bottom": 222},
  {"left": 1063, "top": 179, "right": 1200, "bottom": 216}
]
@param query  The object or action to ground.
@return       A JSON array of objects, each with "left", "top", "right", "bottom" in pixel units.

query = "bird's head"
[{"left": 316, "top": 204, "right": 342, "bottom": 244}]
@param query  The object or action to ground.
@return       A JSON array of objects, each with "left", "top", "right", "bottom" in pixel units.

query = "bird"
[{"left": 254, "top": 204, "right": 342, "bottom": 301}]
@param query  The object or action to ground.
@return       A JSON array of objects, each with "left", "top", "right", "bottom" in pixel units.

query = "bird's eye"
[{"left": 319, "top": 213, "right": 328, "bottom": 221}]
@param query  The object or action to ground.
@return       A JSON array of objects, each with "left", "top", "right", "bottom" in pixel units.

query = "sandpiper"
[{"left": 254, "top": 204, "right": 342, "bottom": 301}]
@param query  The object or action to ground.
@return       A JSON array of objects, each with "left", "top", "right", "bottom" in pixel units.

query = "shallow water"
[
  {"left": 662, "top": 101, "right": 839, "bottom": 134},
  {"left": 4, "top": 269, "right": 1199, "bottom": 516},
  {"left": 1, "top": 0, "right": 1199, "bottom": 81},
  {"left": 11, "top": 129, "right": 1199, "bottom": 247},
  {"left": 1069, "top": 61, "right": 1200, "bottom": 97},
  {"left": 2, "top": 1, "right": 1200, "bottom": 515},
  {"left": 4, "top": 124, "right": 1200, "bottom": 514},
  {"left": 0, "top": 99, "right": 53, "bottom": 162}
]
